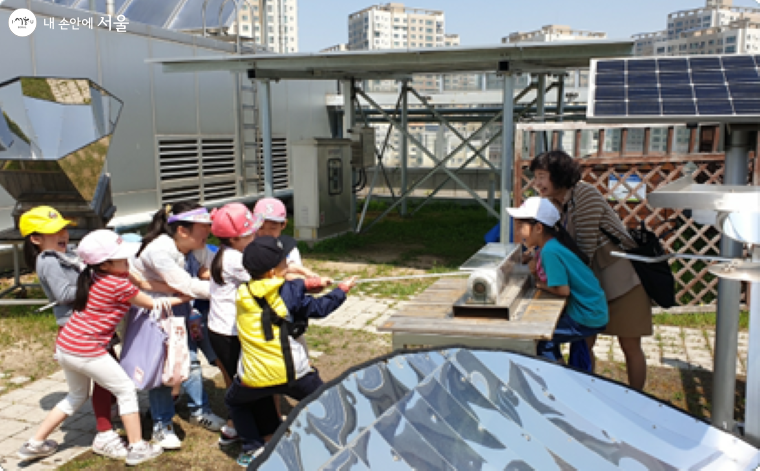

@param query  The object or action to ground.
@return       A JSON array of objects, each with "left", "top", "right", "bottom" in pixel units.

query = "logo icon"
[{"left": 9, "top": 9, "right": 36, "bottom": 37}]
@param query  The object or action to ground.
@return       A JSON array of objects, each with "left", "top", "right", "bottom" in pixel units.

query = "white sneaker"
[
  {"left": 190, "top": 411, "right": 226, "bottom": 432},
  {"left": 92, "top": 430, "right": 128, "bottom": 460},
  {"left": 126, "top": 440, "right": 163, "bottom": 466},
  {"left": 152, "top": 423, "right": 181, "bottom": 450}
]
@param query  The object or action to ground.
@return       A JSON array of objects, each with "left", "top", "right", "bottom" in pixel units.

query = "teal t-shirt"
[{"left": 540, "top": 238, "right": 609, "bottom": 328}]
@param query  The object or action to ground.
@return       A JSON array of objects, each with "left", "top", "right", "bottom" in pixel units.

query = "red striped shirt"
[{"left": 56, "top": 273, "right": 139, "bottom": 357}]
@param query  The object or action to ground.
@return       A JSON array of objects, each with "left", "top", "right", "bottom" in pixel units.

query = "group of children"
[
  {"left": 16, "top": 198, "right": 355, "bottom": 467},
  {"left": 14, "top": 195, "right": 606, "bottom": 468}
]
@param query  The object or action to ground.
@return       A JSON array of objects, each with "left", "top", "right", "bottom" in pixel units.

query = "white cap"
[
  {"left": 507, "top": 197, "right": 560, "bottom": 227},
  {"left": 77, "top": 229, "right": 139, "bottom": 266}
]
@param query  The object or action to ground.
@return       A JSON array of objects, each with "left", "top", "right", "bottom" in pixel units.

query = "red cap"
[{"left": 210, "top": 204, "right": 262, "bottom": 239}]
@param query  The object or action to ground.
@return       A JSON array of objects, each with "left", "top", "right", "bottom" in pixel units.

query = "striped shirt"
[
  {"left": 561, "top": 181, "right": 636, "bottom": 263},
  {"left": 56, "top": 273, "right": 139, "bottom": 357}
]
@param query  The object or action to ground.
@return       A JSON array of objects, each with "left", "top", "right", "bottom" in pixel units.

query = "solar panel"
[
  {"left": 588, "top": 54, "right": 760, "bottom": 122},
  {"left": 251, "top": 348, "right": 760, "bottom": 470}
]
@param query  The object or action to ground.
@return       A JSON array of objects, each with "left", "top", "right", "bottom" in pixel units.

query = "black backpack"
[{"left": 601, "top": 221, "right": 677, "bottom": 308}]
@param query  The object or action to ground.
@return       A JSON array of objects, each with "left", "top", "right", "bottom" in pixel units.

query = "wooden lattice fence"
[{"left": 514, "top": 122, "right": 757, "bottom": 307}]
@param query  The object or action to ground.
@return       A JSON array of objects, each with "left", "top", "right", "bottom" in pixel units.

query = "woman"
[
  {"left": 528, "top": 150, "right": 652, "bottom": 390},
  {"left": 131, "top": 201, "right": 225, "bottom": 450}
]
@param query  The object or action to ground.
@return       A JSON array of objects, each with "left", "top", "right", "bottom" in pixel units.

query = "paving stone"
[
  {"left": 0, "top": 372, "right": 9, "bottom": 379},
  {"left": 61, "top": 413, "right": 97, "bottom": 433},
  {"left": 0, "top": 403, "right": 38, "bottom": 421},
  {"left": 47, "top": 370, "right": 66, "bottom": 382},
  {"left": 24, "top": 380, "right": 66, "bottom": 393},
  {"left": 0, "top": 389, "right": 33, "bottom": 404},
  {"left": 8, "top": 377, "right": 30, "bottom": 386},
  {"left": 310, "top": 350, "right": 324, "bottom": 359},
  {"left": 0, "top": 419, "right": 30, "bottom": 441},
  {"left": 0, "top": 456, "right": 58, "bottom": 471},
  {"left": 0, "top": 400, "right": 13, "bottom": 412},
  {"left": 0, "top": 435, "right": 26, "bottom": 457},
  {"left": 19, "top": 391, "right": 56, "bottom": 408}
]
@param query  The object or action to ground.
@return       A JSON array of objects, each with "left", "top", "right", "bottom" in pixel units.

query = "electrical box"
[
  {"left": 293, "top": 138, "right": 353, "bottom": 243},
  {"left": 350, "top": 126, "right": 376, "bottom": 168}
]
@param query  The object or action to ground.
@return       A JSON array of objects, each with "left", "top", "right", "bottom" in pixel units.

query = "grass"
[
  {"left": 653, "top": 311, "right": 749, "bottom": 331},
  {"left": 0, "top": 303, "right": 61, "bottom": 390}
]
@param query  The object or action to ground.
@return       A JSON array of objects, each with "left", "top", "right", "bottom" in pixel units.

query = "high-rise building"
[
  {"left": 633, "top": 0, "right": 760, "bottom": 56},
  {"left": 231, "top": 0, "right": 298, "bottom": 53},
  {"left": 348, "top": 3, "right": 447, "bottom": 51},
  {"left": 503, "top": 25, "right": 607, "bottom": 44}
]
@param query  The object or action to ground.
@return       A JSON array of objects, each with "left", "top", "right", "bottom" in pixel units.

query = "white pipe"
[{"left": 106, "top": 0, "right": 115, "bottom": 17}]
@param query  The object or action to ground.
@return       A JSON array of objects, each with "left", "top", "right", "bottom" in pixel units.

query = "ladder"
[{"left": 238, "top": 76, "right": 260, "bottom": 195}]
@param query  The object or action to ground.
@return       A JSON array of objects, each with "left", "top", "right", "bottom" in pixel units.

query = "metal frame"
[{"left": 0, "top": 243, "right": 46, "bottom": 306}]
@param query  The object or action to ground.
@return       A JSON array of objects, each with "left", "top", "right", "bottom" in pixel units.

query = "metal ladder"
[{"left": 238, "top": 76, "right": 260, "bottom": 195}]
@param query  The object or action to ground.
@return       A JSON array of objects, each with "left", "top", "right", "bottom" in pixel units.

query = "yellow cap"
[{"left": 19, "top": 206, "right": 73, "bottom": 237}]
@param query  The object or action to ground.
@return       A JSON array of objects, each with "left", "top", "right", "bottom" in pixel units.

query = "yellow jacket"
[{"left": 236, "top": 278, "right": 305, "bottom": 388}]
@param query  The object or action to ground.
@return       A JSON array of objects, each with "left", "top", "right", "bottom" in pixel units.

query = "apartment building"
[
  {"left": 503, "top": 25, "right": 607, "bottom": 44},
  {"left": 321, "top": 44, "right": 349, "bottom": 52},
  {"left": 633, "top": 0, "right": 760, "bottom": 56},
  {"left": 348, "top": 3, "right": 447, "bottom": 50},
  {"left": 232, "top": 0, "right": 299, "bottom": 53}
]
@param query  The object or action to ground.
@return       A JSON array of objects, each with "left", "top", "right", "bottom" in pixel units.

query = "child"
[
  {"left": 21, "top": 206, "right": 167, "bottom": 460},
  {"left": 253, "top": 198, "right": 317, "bottom": 279},
  {"left": 18, "top": 230, "right": 188, "bottom": 466},
  {"left": 507, "top": 197, "right": 608, "bottom": 362},
  {"left": 226, "top": 236, "right": 355, "bottom": 466}
]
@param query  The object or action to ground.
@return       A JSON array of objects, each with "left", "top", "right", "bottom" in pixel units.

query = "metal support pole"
[
  {"left": 747, "top": 245, "right": 760, "bottom": 445},
  {"left": 500, "top": 73, "right": 516, "bottom": 246},
  {"left": 712, "top": 129, "right": 749, "bottom": 432},
  {"left": 556, "top": 74, "right": 566, "bottom": 150},
  {"left": 342, "top": 79, "right": 356, "bottom": 229},
  {"left": 536, "top": 73, "right": 547, "bottom": 154},
  {"left": 257, "top": 78, "right": 274, "bottom": 197},
  {"left": 400, "top": 80, "right": 409, "bottom": 216}
]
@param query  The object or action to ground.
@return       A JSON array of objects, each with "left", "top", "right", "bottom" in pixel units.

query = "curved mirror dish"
[
  {"left": 0, "top": 77, "right": 122, "bottom": 202},
  {"left": 717, "top": 211, "right": 760, "bottom": 245},
  {"left": 121, "top": 0, "right": 180, "bottom": 27},
  {"left": 255, "top": 349, "right": 760, "bottom": 470},
  {"left": 709, "top": 261, "right": 760, "bottom": 282}
]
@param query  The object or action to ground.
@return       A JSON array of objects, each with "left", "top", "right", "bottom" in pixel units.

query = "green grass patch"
[{"left": 301, "top": 201, "right": 495, "bottom": 269}]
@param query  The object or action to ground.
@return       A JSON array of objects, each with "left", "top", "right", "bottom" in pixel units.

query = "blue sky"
[{"left": 299, "top": 0, "right": 760, "bottom": 51}]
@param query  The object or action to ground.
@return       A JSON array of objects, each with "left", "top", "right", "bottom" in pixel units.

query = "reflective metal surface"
[
  {"left": 648, "top": 176, "right": 760, "bottom": 213},
  {"left": 0, "top": 77, "right": 122, "bottom": 202},
  {"left": 255, "top": 349, "right": 760, "bottom": 470},
  {"left": 709, "top": 261, "right": 760, "bottom": 282},
  {"left": 459, "top": 243, "right": 519, "bottom": 272},
  {"left": 717, "top": 211, "right": 760, "bottom": 245}
]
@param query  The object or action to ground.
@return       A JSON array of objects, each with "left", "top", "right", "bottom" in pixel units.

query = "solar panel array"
[{"left": 589, "top": 55, "right": 760, "bottom": 121}]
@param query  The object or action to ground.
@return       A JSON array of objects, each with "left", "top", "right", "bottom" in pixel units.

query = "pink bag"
[{"left": 161, "top": 311, "right": 190, "bottom": 396}]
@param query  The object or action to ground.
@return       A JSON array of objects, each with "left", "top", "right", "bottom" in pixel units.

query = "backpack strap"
[
  {"left": 599, "top": 225, "right": 623, "bottom": 247},
  {"left": 245, "top": 284, "right": 296, "bottom": 386}
]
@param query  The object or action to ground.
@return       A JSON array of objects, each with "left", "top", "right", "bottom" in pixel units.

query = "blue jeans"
[
  {"left": 148, "top": 303, "right": 217, "bottom": 426},
  {"left": 537, "top": 312, "right": 606, "bottom": 362}
]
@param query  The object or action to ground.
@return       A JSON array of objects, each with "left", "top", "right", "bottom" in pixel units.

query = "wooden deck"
[{"left": 377, "top": 277, "right": 566, "bottom": 354}]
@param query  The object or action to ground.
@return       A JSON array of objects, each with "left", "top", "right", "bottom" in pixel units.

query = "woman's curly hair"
[{"left": 528, "top": 150, "right": 582, "bottom": 190}]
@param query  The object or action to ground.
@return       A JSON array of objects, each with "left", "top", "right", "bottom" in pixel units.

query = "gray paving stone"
[
  {"left": 0, "top": 389, "right": 33, "bottom": 404},
  {"left": 24, "top": 380, "right": 66, "bottom": 393},
  {"left": 0, "top": 419, "right": 30, "bottom": 441},
  {"left": 0, "top": 435, "right": 26, "bottom": 457},
  {"left": 47, "top": 370, "right": 66, "bottom": 382},
  {"left": 0, "top": 403, "right": 38, "bottom": 422},
  {"left": 8, "top": 377, "right": 30, "bottom": 386},
  {"left": 0, "top": 456, "right": 58, "bottom": 471}
]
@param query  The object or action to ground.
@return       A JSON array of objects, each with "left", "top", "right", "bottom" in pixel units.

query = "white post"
[
  {"left": 500, "top": 73, "right": 515, "bottom": 245},
  {"left": 258, "top": 79, "right": 274, "bottom": 197},
  {"left": 746, "top": 245, "right": 760, "bottom": 444}
]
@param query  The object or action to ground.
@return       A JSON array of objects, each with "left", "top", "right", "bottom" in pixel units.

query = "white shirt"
[
  {"left": 130, "top": 234, "right": 210, "bottom": 299},
  {"left": 287, "top": 247, "right": 303, "bottom": 266},
  {"left": 208, "top": 248, "right": 250, "bottom": 336}
]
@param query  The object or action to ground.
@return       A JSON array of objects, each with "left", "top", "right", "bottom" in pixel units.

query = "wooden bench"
[{"left": 377, "top": 277, "right": 566, "bottom": 355}]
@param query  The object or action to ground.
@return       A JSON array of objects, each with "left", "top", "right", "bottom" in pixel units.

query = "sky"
[{"left": 298, "top": 0, "right": 760, "bottom": 52}]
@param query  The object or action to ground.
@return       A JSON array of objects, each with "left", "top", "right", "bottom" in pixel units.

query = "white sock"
[
  {"left": 96, "top": 430, "right": 116, "bottom": 439},
  {"left": 28, "top": 438, "right": 44, "bottom": 447}
]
